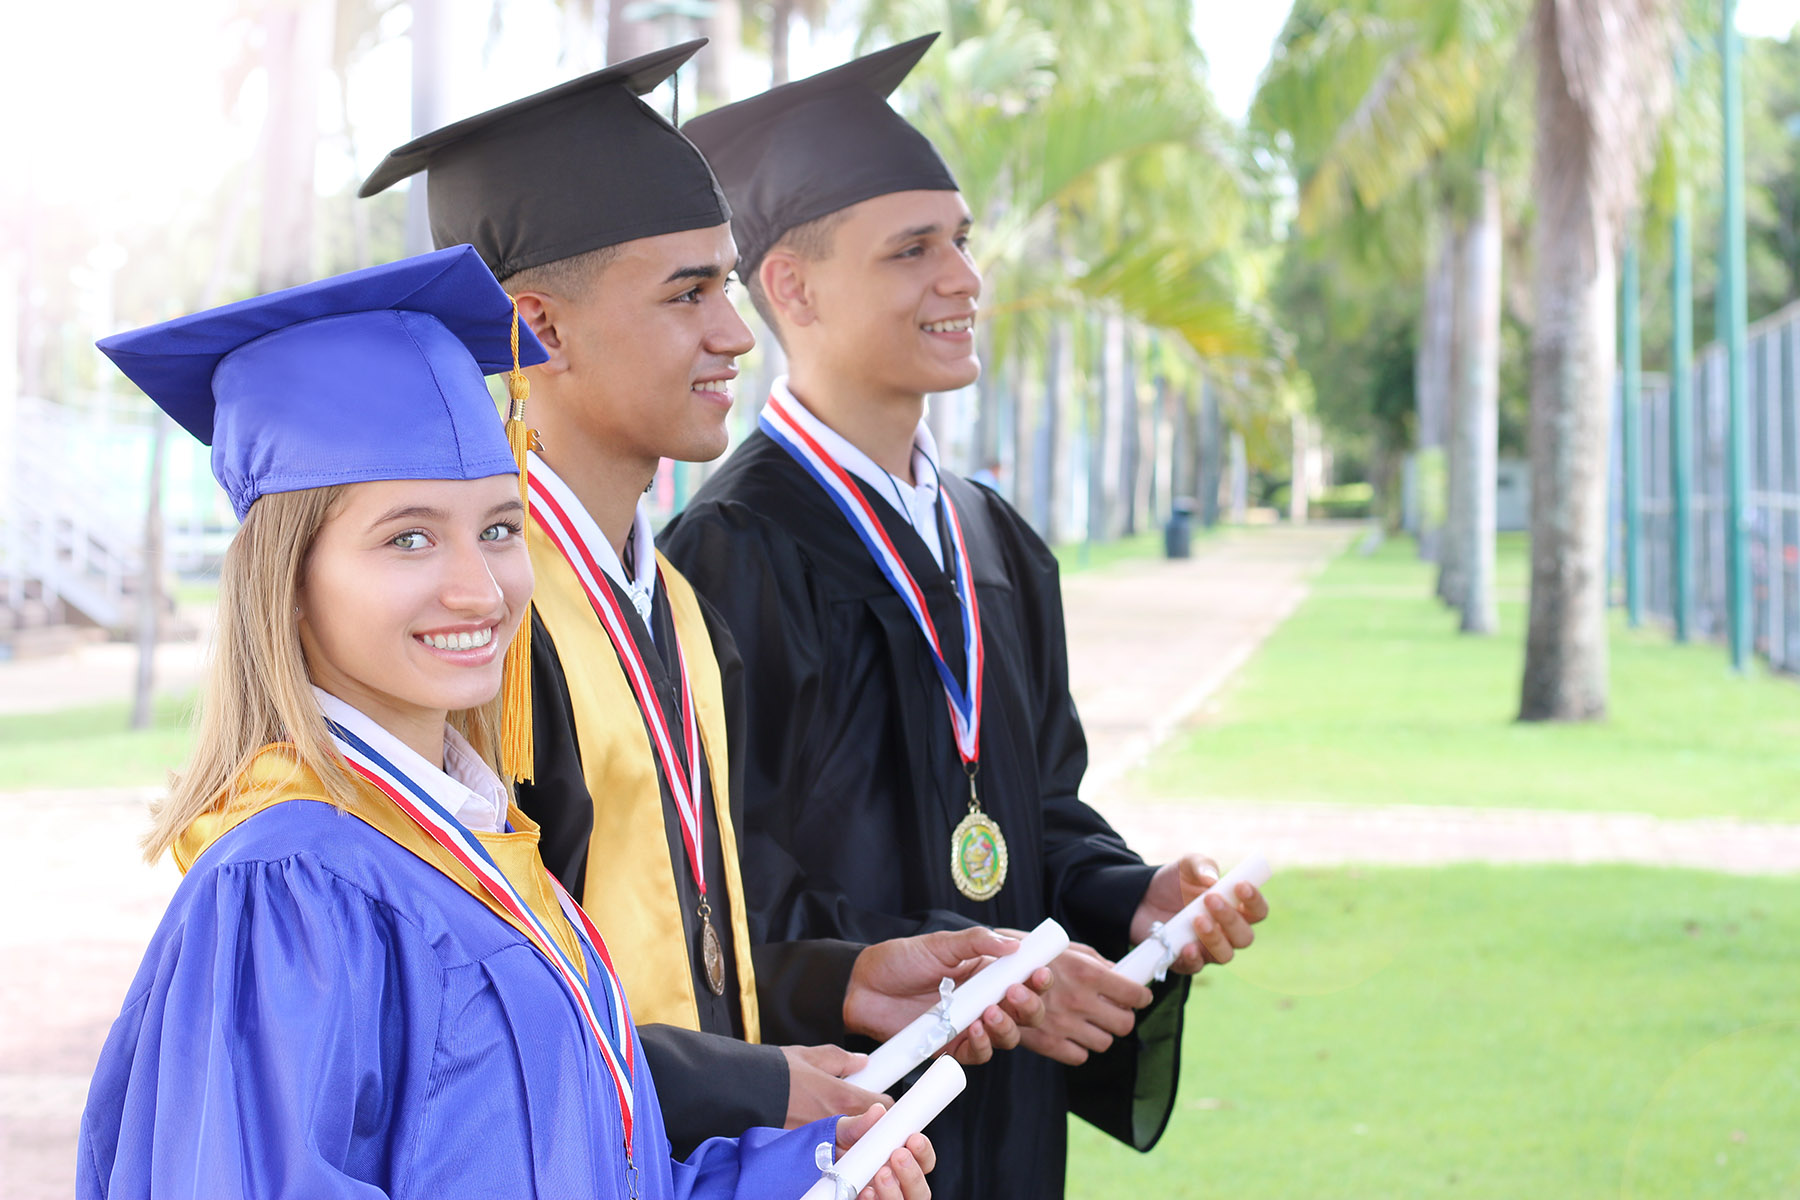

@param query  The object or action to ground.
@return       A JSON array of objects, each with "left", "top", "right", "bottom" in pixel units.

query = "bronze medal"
[
  {"left": 700, "top": 909, "right": 727, "bottom": 996},
  {"left": 950, "top": 807, "right": 1008, "bottom": 902}
]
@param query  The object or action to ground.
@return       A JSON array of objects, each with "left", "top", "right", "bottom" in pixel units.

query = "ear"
[
  {"left": 512, "top": 291, "right": 572, "bottom": 375},
  {"left": 759, "top": 250, "right": 818, "bottom": 330}
]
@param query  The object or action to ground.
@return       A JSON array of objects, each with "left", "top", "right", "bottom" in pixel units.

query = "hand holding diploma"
[
  {"left": 807, "top": 1058, "right": 962, "bottom": 1200},
  {"left": 843, "top": 926, "right": 1052, "bottom": 1070},
  {"left": 845, "top": 919, "right": 1069, "bottom": 1094},
  {"left": 1119, "top": 852, "right": 1272, "bottom": 984}
]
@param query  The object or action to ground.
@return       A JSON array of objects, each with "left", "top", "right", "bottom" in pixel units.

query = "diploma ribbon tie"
[
  {"left": 528, "top": 476, "right": 710, "bottom": 903},
  {"left": 813, "top": 1143, "right": 854, "bottom": 1200},
  {"left": 328, "top": 724, "right": 638, "bottom": 1167},
  {"left": 760, "top": 395, "right": 984, "bottom": 769}
]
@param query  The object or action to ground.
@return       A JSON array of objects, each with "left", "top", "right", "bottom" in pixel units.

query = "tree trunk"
[
  {"left": 1039, "top": 322, "right": 1064, "bottom": 542},
  {"left": 607, "top": 0, "right": 651, "bottom": 66},
  {"left": 1415, "top": 228, "right": 1454, "bottom": 561},
  {"left": 405, "top": 0, "right": 449, "bottom": 258},
  {"left": 257, "top": 0, "right": 332, "bottom": 292},
  {"left": 1437, "top": 213, "right": 1470, "bottom": 606},
  {"left": 130, "top": 417, "right": 168, "bottom": 731},
  {"left": 1519, "top": 2, "right": 1619, "bottom": 721},
  {"left": 769, "top": 0, "right": 793, "bottom": 87},
  {"left": 696, "top": 0, "right": 739, "bottom": 104},
  {"left": 1456, "top": 170, "right": 1503, "bottom": 634}
]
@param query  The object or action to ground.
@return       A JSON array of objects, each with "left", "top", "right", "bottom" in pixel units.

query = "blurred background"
[{"left": 2, "top": 1, "right": 1798, "bottom": 1197}]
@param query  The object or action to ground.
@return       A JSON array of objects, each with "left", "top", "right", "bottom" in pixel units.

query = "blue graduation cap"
[{"left": 97, "top": 245, "right": 547, "bottom": 521}]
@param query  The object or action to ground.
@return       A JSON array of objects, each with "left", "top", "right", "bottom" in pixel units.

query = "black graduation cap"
[
  {"left": 359, "top": 41, "right": 730, "bottom": 282},
  {"left": 681, "top": 33, "right": 959, "bottom": 281}
]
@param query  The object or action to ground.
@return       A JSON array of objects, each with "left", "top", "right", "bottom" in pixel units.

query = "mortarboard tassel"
[{"left": 499, "top": 299, "right": 536, "bottom": 783}]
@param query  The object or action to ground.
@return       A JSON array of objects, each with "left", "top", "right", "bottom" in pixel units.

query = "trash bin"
[{"left": 1165, "top": 498, "right": 1196, "bottom": 559}]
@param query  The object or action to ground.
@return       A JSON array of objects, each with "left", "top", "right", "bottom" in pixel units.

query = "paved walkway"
[{"left": 8, "top": 521, "right": 1800, "bottom": 1198}]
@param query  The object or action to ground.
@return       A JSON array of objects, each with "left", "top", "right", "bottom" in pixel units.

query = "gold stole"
[
  {"left": 173, "top": 744, "right": 588, "bottom": 978},
  {"left": 529, "top": 533, "right": 762, "bottom": 1040}
]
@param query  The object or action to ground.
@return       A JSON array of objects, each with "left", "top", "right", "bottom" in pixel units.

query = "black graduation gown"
[
  {"left": 659, "top": 430, "right": 1190, "bottom": 1200},
  {"left": 519, "top": 575, "right": 861, "bottom": 1156}
]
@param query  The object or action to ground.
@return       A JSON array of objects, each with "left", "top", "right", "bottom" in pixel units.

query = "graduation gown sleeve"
[{"left": 78, "top": 853, "right": 444, "bottom": 1199}]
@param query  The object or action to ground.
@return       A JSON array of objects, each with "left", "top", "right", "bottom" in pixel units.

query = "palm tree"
[
  {"left": 1254, "top": 0, "right": 1526, "bottom": 634},
  {"left": 1518, "top": 0, "right": 1674, "bottom": 720}
]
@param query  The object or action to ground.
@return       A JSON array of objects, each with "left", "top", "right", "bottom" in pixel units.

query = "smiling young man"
[
  {"left": 358, "top": 41, "right": 1045, "bottom": 1160},
  {"left": 661, "top": 36, "right": 1268, "bottom": 1199}
]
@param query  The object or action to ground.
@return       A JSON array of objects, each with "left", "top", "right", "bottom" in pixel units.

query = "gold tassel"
[{"left": 500, "top": 299, "right": 535, "bottom": 784}]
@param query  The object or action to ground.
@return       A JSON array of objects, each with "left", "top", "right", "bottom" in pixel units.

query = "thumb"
[
  {"left": 934, "top": 925, "right": 1019, "bottom": 968},
  {"left": 836, "top": 1103, "right": 886, "bottom": 1151}
]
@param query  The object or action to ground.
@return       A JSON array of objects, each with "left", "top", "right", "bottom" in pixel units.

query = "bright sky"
[{"left": 4, "top": 0, "right": 1796, "bottom": 240}]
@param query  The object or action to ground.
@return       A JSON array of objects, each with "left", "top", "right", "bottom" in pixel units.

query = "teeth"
[
  {"left": 692, "top": 381, "right": 732, "bottom": 396},
  {"left": 923, "top": 317, "right": 974, "bottom": 334},
  {"left": 423, "top": 628, "right": 493, "bottom": 650}
]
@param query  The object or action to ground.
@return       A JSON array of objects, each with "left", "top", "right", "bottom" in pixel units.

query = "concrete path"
[
  {"left": 1063, "top": 523, "right": 1356, "bottom": 797},
  {"left": 7, "top": 520, "right": 1800, "bottom": 1199}
]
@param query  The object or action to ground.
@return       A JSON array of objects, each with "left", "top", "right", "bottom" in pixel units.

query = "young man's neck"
[
  {"left": 785, "top": 366, "right": 926, "bottom": 484},
  {"left": 531, "top": 398, "right": 655, "bottom": 559}
]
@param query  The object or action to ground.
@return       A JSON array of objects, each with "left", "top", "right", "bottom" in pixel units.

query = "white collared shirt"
[
  {"left": 313, "top": 686, "right": 511, "bottom": 834},
  {"left": 770, "top": 376, "right": 946, "bottom": 569},
  {"left": 528, "top": 451, "right": 659, "bottom": 632}
]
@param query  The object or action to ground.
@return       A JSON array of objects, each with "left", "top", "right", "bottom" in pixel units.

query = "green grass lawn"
[
  {"left": 1068, "top": 864, "right": 1800, "bottom": 1199},
  {"left": 1137, "top": 534, "right": 1800, "bottom": 821},
  {"left": 0, "top": 692, "right": 195, "bottom": 789}
]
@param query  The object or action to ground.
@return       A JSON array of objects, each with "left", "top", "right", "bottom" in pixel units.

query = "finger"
[
  {"left": 861, "top": 1164, "right": 899, "bottom": 1200},
  {"left": 1026, "top": 966, "right": 1054, "bottom": 995},
  {"left": 1236, "top": 882, "right": 1270, "bottom": 923},
  {"left": 807, "top": 1043, "right": 870, "bottom": 1076},
  {"left": 950, "top": 1016, "right": 993, "bottom": 1065},
  {"left": 1089, "top": 1000, "right": 1138, "bottom": 1040},
  {"left": 1170, "top": 942, "right": 1207, "bottom": 974},
  {"left": 1083, "top": 967, "right": 1154, "bottom": 1010},
  {"left": 1021, "top": 1028, "right": 1091, "bottom": 1066},
  {"left": 889, "top": 1145, "right": 931, "bottom": 1200},
  {"left": 1180, "top": 853, "right": 1222, "bottom": 891},
  {"left": 837, "top": 1104, "right": 885, "bottom": 1151},
  {"left": 1000, "top": 981, "right": 1045, "bottom": 1028},
  {"left": 1069, "top": 1020, "right": 1117, "bottom": 1055},
  {"left": 946, "top": 954, "right": 995, "bottom": 985},
  {"left": 1208, "top": 891, "right": 1257, "bottom": 950},
  {"left": 905, "top": 1131, "right": 936, "bottom": 1175},
  {"left": 982, "top": 1003, "right": 1022, "bottom": 1051}
]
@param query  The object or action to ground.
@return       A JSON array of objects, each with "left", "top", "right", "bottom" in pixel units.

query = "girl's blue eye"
[
  {"left": 482, "top": 521, "right": 521, "bottom": 542},
  {"left": 391, "top": 531, "right": 429, "bottom": 550}
]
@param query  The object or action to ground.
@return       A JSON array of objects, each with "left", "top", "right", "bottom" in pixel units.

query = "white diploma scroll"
[
  {"left": 1112, "top": 852, "right": 1272, "bottom": 986},
  {"left": 843, "top": 917, "right": 1070, "bottom": 1095},
  {"left": 802, "top": 1057, "right": 968, "bottom": 1200}
]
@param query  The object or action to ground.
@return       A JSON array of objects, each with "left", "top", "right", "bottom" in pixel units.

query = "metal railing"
[{"left": 1611, "top": 297, "right": 1800, "bottom": 672}]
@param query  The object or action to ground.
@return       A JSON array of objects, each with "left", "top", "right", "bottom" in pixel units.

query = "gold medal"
[
  {"left": 699, "top": 905, "right": 727, "bottom": 996},
  {"left": 950, "top": 806, "right": 1008, "bottom": 902}
]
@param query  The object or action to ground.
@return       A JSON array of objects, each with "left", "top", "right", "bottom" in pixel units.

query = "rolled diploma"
[
  {"left": 1112, "top": 852, "right": 1272, "bottom": 986},
  {"left": 800, "top": 1056, "right": 968, "bottom": 1200},
  {"left": 843, "top": 917, "right": 1070, "bottom": 1095}
]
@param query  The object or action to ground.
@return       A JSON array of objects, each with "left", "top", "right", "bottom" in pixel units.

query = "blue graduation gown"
[{"left": 77, "top": 798, "right": 832, "bottom": 1199}]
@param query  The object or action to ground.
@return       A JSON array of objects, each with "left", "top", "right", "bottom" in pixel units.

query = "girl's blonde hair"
[{"left": 145, "top": 484, "right": 502, "bottom": 861}]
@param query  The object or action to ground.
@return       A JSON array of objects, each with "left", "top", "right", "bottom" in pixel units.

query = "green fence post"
[
  {"left": 1622, "top": 239, "right": 1643, "bottom": 627},
  {"left": 1671, "top": 137, "right": 1695, "bottom": 642},
  {"left": 1722, "top": 0, "right": 1752, "bottom": 672}
]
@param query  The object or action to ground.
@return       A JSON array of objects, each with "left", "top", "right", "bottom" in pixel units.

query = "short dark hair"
[
  {"left": 745, "top": 208, "right": 852, "bottom": 341},
  {"left": 500, "top": 243, "right": 622, "bottom": 300}
]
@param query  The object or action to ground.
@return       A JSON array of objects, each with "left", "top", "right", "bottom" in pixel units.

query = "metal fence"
[{"left": 1610, "top": 297, "right": 1800, "bottom": 671}]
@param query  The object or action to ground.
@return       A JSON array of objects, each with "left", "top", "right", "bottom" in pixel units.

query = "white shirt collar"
[
  {"left": 528, "top": 451, "right": 658, "bottom": 629},
  {"left": 313, "top": 686, "right": 511, "bottom": 834},
  {"left": 770, "top": 376, "right": 946, "bottom": 569}
]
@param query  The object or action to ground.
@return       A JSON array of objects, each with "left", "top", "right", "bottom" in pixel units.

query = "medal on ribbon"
[
  {"left": 760, "top": 394, "right": 1007, "bottom": 902},
  {"left": 328, "top": 724, "right": 643, "bottom": 1192},
  {"left": 531, "top": 475, "right": 729, "bottom": 995}
]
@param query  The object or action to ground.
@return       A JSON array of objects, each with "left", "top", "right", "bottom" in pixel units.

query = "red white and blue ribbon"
[
  {"left": 329, "top": 722, "right": 638, "bottom": 1158},
  {"left": 760, "top": 393, "right": 985, "bottom": 767},
  {"left": 528, "top": 477, "right": 710, "bottom": 900}
]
